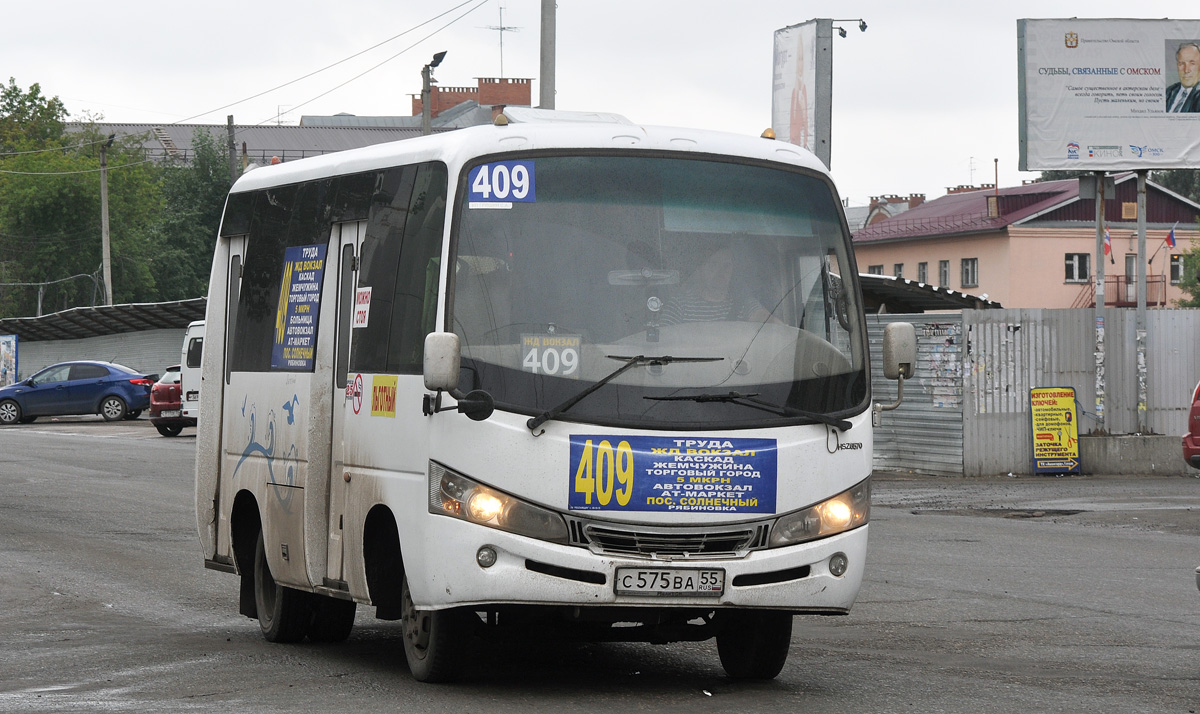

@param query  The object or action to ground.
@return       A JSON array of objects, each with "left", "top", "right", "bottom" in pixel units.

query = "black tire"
[
  {"left": 308, "top": 595, "right": 357, "bottom": 643},
  {"left": 155, "top": 424, "right": 184, "bottom": 437},
  {"left": 253, "top": 530, "right": 311, "bottom": 643},
  {"left": 716, "top": 610, "right": 793, "bottom": 680},
  {"left": 0, "top": 399, "right": 21, "bottom": 425},
  {"left": 401, "top": 574, "right": 468, "bottom": 682},
  {"left": 100, "top": 396, "right": 127, "bottom": 422},
  {"left": 124, "top": 410, "right": 142, "bottom": 420}
]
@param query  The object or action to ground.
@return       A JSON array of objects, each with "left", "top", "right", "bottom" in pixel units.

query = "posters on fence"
[{"left": 1029, "top": 386, "right": 1081, "bottom": 474}]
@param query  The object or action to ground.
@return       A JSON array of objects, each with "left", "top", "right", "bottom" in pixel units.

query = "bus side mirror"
[
  {"left": 423, "top": 332, "right": 461, "bottom": 392},
  {"left": 881, "top": 322, "right": 916, "bottom": 380}
]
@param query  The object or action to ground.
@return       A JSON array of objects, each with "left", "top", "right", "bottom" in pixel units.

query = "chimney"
[{"left": 907, "top": 193, "right": 925, "bottom": 208}]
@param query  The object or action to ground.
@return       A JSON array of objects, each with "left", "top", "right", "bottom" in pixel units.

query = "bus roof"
[{"left": 228, "top": 113, "right": 830, "bottom": 194}]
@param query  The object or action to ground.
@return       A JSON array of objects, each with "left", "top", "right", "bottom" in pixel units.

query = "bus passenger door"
[{"left": 326, "top": 220, "right": 364, "bottom": 585}]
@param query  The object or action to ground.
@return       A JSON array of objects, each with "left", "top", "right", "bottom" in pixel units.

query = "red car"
[
  {"left": 149, "top": 365, "right": 196, "bottom": 437},
  {"left": 1186, "top": 379, "right": 1200, "bottom": 470}
]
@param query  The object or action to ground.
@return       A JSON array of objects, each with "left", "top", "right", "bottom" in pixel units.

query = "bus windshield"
[{"left": 449, "top": 154, "right": 867, "bottom": 430}]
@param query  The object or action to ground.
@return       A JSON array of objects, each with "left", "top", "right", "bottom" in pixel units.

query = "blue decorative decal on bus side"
[
  {"left": 231, "top": 399, "right": 301, "bottom": 512},
  {"left": 467, "top": 161, "right": 536, "bottom": 203},
  {"left": 271, "top": 243, "right": 327, "bottom": 371},
  {"left": 568, "top": 435, "right": 777, "bottom": 514}
]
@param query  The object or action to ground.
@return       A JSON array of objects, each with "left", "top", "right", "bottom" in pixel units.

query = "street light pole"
[{"left": 421, "top": 51, "right": 447, "bottom": 136}]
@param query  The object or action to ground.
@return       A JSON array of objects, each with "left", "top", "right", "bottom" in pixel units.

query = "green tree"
[
  {"left": 0, "top": 83, "right": 165, "bottom": 316},
  {"left": 150, "top": 129, "right": 230, "bottom": 300},
  {"left": 0, "top": 78, "right": 68, "bottom": 151},
  {"left": 1150, "top": 169, "right": 1200, "bottom": 204},
  {"left": 1174, "top": 239, "right": 1200, "bottom": 307}
]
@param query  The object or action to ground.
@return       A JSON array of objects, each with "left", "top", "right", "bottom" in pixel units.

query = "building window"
[
  {"left": 1170, "top": 254, "right": 1183, "bottom": 284},
  {"left": 1065, "top": 253, "right": 1090, "bottom": 283},
  {"left": 868, "top": 265, "right": 884, "bottom": 275},
  {"left": 917, "top": 262, "right": 928, "bottom": 283},
  {"left": 938, "top": 260, "right": 949, "bottom": 287},
  {"left": 893, "top": 263, "right": 904, "bottom": 279},
  {"left": 961, "top": 258, "right": 979, "bottom": 288}
]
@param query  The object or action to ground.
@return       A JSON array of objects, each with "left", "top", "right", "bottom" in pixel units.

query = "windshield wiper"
[
  {"left": 645, "top": 391, "right": 853, "bottom": 431},
  {"left": 526, "top": 354, "right": 722, "bottom": 434}
]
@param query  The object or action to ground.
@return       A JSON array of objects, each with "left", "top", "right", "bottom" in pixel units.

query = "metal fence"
[{"left": 869, "top": 308, "right": 1200, "bottom": 476}]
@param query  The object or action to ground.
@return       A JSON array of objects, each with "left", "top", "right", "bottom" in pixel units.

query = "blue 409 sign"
[{"left": 567, "top": 435, "right": 777, "bottom": 514}]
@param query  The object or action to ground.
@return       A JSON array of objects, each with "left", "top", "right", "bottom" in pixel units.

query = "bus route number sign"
[{"left": 467, "top": 160, "right": 536, "bottom": 205}]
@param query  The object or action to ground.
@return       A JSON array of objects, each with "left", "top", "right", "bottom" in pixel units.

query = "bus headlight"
[
  {"left": 769, "top": 478, "right": 870, "bottom": 547},
  {"left": 429, "top": 462, "right": 569, "bottom": 544}
]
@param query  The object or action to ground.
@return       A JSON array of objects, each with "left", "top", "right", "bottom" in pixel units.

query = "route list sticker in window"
[{"left": 272, "top": 243, "right": 326, "bottom": 370}]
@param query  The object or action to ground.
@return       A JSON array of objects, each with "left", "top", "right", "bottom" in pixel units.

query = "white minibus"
[{"left": 195, "top": 109, "right": 913, "bottom": 682}]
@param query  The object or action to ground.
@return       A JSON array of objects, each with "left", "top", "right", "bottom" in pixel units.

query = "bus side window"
[
  {"left": 350, "top": 167, "right": 417, "bottom": 373},
  {"left": 386, "top": 162, "right": 448, "bottom": 373}
]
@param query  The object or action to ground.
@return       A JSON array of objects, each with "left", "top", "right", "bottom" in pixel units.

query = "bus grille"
[{"left": 565, "top": 518, "right": 770, "bottom": 559}]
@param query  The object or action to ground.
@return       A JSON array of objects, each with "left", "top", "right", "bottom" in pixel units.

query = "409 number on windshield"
[{"left": 574, "top": 439, "right": 634, "bottom": 506}]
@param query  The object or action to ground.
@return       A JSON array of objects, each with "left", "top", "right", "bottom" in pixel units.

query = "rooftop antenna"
[{"left": 484, "top": 3, "right": 520, "bottom": 78}]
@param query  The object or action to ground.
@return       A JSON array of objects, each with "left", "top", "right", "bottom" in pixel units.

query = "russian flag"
[
  {"left": 1103, "top": 226, "right": 1111, "bottom": 256},
  {"left": 1167, "top": 222, "right": 1177, "bottom": 249}
]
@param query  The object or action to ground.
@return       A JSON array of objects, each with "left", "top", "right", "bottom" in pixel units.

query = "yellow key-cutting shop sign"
[{"left": 1029, "top": 386, "right": 1080, "bottom": 474}]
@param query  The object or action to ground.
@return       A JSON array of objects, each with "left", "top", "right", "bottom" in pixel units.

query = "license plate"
[
  {"left": 161, "top": 410, "right": 181, "bottom": 418},
  {"left": 615, "top": 568, "right": 724, "bottom": 596}
]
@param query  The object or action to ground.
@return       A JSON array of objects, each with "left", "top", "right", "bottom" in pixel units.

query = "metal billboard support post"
[
  {"left": 812, "top": 19, "right": 834, "bottom": 170},
  {"left": 1092, "top": 172, "right": 1106, "bottom": 433},
  {"left": 1136, "top": 170, "right": 1148, "bottom": 433}
]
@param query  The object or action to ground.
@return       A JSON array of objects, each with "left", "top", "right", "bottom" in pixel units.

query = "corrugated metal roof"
[
  {"left": 0, "top": 298, "right": 206, "bottom": 342},
  {"left": 68, "top": 123, "right": 442, "bottom": 164},
  {"left": 859, "top": 274, "right": 1002, "bottom": 312}
]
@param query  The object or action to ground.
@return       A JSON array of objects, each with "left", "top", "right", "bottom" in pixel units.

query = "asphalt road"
[{"left": 0, "top": 417, "right": 1197, "bottom": 713}]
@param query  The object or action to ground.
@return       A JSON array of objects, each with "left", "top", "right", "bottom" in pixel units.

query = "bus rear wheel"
[
  {"left": 400, "top": 575, "right": 467, "bottom": 682},
  {"left": 716, "top": 610, "right": 793, "bottom": 680},
  {"left": 253, "top": 530, "right": 311, "bottom": 643}
]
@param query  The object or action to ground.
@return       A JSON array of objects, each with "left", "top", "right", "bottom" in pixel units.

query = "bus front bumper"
[{"left": 401, "top": 515, "right": 868, "bottom": 613}]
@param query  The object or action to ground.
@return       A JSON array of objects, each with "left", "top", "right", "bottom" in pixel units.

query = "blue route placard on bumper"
[{"left": 568, "top": 435, "right": 777, "bottom": 514}]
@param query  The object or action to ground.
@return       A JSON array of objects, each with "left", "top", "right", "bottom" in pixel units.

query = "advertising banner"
[
  {"left": 0, "top": 334, "right": 16, "bottom": 386},
  {"left": 1019, "top": 18, "right": 1200, "bottom": 170},
  {"left": 271, "top": 243, "right": 327, "bottom": 371},
  {"left": 1029, "top": 386, "right": 1081, "bottom": 474},
  {"left": 772, "top": 21, "right": 819, "bottom": 155},
  {"left": 568, "top": 435, "right": 777, "bottom": 514}
]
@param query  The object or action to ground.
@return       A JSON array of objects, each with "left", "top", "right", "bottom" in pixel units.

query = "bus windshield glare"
[{"left": 450, "top": 154, "right": 866, "bottom": 429}]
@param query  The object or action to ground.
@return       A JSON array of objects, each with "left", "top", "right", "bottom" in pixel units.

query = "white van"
[{"left": 180, "top": 320, "right": 204, "bottom": 421}]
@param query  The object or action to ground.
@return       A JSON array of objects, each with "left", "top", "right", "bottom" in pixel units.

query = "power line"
[
  {"left": 0, "top": 136, "right": 112, "bottom": 157},
  {"left": 248, "top": 0, "right": 488, "bottom": 127},
  {"left": 180, "top": 0, "right": 485, "bottom": 126},
  {"left": 0, "top": 158, "right": 156, "bottom": 176}
]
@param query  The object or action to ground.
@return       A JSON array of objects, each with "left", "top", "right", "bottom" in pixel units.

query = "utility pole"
[
  {"left": 539, "top": 0, "right": 556, "bottom": 108},
  {"left": 99, "top": 134, "right": 115, "bottom": 306},
  {"left": 227, "top": 116, "right": 237, "bottom": 185}
]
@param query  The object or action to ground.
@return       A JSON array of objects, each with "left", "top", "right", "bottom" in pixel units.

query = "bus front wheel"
[
  {"left": 400, "top": 575, "right": 467, "bottom": 682},
  {"left": 253, "top": 530, "right": 311, "bottom": 643},
  {"left": 716, "top": 610, "right": 793, "bottom": 680}
]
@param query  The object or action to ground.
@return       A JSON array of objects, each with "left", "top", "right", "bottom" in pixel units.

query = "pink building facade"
[{"left": 852, "top": 176, "right": 1199, "bottom": 309}]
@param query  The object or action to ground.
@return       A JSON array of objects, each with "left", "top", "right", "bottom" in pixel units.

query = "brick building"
[{"left": 411, "top": 77, "right": 533, "bottom": 120}]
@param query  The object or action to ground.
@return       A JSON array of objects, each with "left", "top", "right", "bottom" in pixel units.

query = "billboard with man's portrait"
[{"left": 1019, "top": 18, "right": 1200, "bottom": 170}]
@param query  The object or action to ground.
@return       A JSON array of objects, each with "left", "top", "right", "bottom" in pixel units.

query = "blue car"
[{"left": 0, "top": 360, "right": 156, "bottom": 425}]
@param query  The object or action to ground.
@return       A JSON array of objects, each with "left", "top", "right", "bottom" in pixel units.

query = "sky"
[{"left": 4, "top": 0, "right": 1187, "bottom": 207}]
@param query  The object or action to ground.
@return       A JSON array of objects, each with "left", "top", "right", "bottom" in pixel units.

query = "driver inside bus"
[{"left": 659, "top": 247, "right": 780, "bottom": 325}]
